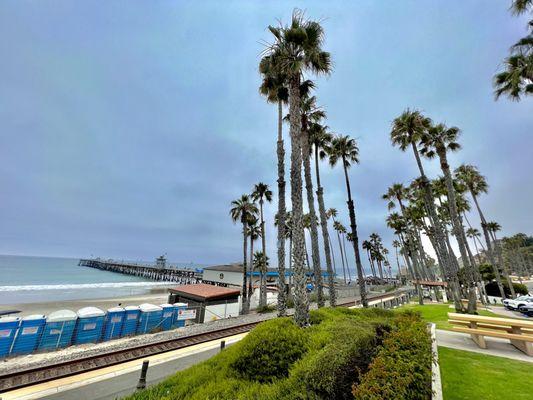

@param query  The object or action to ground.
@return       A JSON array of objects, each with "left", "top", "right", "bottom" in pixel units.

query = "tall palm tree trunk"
[
  {"left": 259, "top": 200, "right": 267, "bottom": 307},
  {"left": 437, "top": 150, "right": 477, "bottom": 313},
  {"left": 301, "top": 131, "right": 324, "bottom": 307},
  {"left": 341, "top": 158, "right": 368, "bottom": 307},
  {"left": 401, "top": 236, "right": 423, "bottom": 304},
  {"left": 337, "top": 231, "right": 347, "bottom": 284},
  {"left": 492, "top": 231, "right": 516, "bottom": 298},
  {"left": 314, "top": 149, "right": 336, "bottom": 306},
  {"left": 328, "top": 233, "right": 337, "bottom": 274},
  {"left": 394, "top": 246, "right": 401, "bottom": 275},
  {"left": 341, "top": 234, "right": 351, "bottom": 283},
  {"left": 276, "top": 100, "right": 287, "bottom": 316},
  {"left": 411, "top": 142, "right": 464, "bottom": 311},
  {"left": 470, "top": 192, "right": 507, "bottom": 299},
  {"left": 249, "top": 237, "right": 254, "bottom": 303},
  {"left": 241, "top": 220, "right": 249, "bottom": 314},
  {"left": 288, "top": 76, "right": 309, "bottom": 326}
]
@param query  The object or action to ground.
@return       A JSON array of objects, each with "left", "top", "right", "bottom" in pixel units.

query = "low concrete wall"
[{"left": 429, "top": 322, "right": 443, "bottom": 400}]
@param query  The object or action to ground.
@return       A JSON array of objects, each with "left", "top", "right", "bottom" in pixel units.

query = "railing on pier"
[{"left": 78, "top": 259, "right": 202, "bottom": 284}]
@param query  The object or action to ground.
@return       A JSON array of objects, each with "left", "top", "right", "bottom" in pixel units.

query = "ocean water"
[{"left": 0, "top": 255, "right": 197, "bottom": 305}]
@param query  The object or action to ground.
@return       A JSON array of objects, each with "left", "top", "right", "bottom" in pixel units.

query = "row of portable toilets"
[{"left": 0, "top": 303, "right": 188, "bottom": 358}]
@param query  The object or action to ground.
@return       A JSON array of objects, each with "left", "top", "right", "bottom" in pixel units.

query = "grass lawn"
[
  {"left": 397, "top": 303, "right": 499, "bottom": 330},
  {"left": 439, "top": 347, "right": 531, "bottom": 400}
]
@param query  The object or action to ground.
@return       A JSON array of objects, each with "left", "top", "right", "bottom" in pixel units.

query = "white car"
[{"left": 503, "top": 295, "right": 533, "bottom": 311}]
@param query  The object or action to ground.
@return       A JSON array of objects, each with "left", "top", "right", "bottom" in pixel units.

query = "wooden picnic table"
[{"left": 448, "top": 312, "right": 533, "bottom": 356}]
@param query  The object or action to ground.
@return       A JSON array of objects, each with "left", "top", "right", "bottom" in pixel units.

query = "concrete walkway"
[{"left": 436, "top": 329, "right": 533, "bottom": 363}]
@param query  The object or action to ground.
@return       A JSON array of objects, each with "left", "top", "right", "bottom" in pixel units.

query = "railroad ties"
[{"left": 78, "top": 259, "right": 201, "bottom": 284}]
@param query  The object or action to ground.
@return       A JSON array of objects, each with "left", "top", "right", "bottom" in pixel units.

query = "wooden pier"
[{"left": 78, "top": 258, "right": 202, "bottom": 284}]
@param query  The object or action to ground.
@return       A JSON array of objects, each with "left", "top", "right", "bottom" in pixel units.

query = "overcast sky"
[{"left": 0, "top": 1, "right": 531, "bottom": 269}]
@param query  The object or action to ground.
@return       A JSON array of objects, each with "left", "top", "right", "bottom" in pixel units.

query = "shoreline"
[{"left": 0, "top": 291, "right": 172, "bottom": 317}]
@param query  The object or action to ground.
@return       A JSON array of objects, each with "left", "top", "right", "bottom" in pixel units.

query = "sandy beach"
[{"left": 1, "top": 292, "right": 171, "bottom": 317}]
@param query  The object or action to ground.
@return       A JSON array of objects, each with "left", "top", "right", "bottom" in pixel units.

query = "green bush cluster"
[
  {"left": 230, "top": 318, "right": 308, "bottom": 383},
  {"left": 352, "top": 311, "right": 433, "bottom": 400},
  {"left": 485, "top": 281, "right": 528, "bottom": 296},
  {"left": 125, "top": 307, "right": 431, "bottom": 400}
]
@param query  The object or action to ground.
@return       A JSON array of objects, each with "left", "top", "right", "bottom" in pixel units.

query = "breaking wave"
[{"left": 0, "top": 282, "right": 174, "bottom": 292}]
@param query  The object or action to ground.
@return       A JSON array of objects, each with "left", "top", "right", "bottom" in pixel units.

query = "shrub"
[
  {"left": 256, "top": 304, "right": 276, "bottom": 314},
  {"left": 485, "top": 281, "right": 528, "bottom": 296},
  {"left": 352, "top": 312, "right": 432, "bottom": 400},
  {"left": 230, "top": 318, "right": 308, "bottom": 383},
  {"left": 293, "top": 323, "right": 387, "bottom": 400}
]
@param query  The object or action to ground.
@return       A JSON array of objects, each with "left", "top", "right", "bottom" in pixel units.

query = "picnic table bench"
[{"left": 448, "top": 312, "right": 533, "bottom": 356}]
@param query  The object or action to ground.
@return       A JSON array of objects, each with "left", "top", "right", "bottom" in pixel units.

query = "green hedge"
[{"left": 352, "top": 311, "right": 433, "bottom": 400}]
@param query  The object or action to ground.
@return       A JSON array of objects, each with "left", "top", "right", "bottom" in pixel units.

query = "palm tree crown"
[
  {"left": 230, "top": 195, "right": 258, "bottom": 224},
  {"left": 455, "top": 164, "right": 488, "bottom": 196},
  {"left": 252, "top": 183, "right": 273, "bottom": 204},
  {"left": 420, "top": 123, "right": 461, "bottom": 158},
  {"left": 328, "top": 135, "right": 360, "bottom": 169},
  {"left": 266, "top": 9, "right": 332, "bottom": 82},
  {"left": 390, "top": 109, "right": 432, "bottom": 151}
]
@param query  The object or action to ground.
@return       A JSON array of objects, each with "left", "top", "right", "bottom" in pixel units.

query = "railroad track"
[
  {"left": 0, "top": 321, "right": 260, "bottom": 393},
  {"left": 0, "top": 290, "right": 410, "bottom": 394}
]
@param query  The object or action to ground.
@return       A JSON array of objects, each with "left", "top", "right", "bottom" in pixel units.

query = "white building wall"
[
  {"left": 202, "top": 269, "right": 243, "bottom": 287},
  {"left": 204, "top": 302, "right": 240, "bottom": 322}
]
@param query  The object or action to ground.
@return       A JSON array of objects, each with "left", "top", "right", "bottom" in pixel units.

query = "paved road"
[{"left": 435, "top": 329, "right": 533, "bottom": 363}]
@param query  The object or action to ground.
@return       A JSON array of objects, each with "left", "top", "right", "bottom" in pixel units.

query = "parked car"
[
  {"left": 519, "top": 304, "right": 533, "bottom": 317},
  {"left": 503, "top": 295, "right": 533, "bottom": 311}
]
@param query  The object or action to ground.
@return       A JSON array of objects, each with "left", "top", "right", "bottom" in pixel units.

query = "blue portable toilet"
[
  {"left": 122, "top": 306, "right": 140, "bottom": 337},
  {"left": 0, "top": 317, "right": 20, "bottom": 358},
  {"left": 172, "top": 303, "right": 188, "bottom": 328},
  {"left": 11, "top": 314, "right": 46, "bottom": 355},
  {"left": 137, "top": 304, "right": 163, "bottom": 334},
  {"left": 38, "top": 310, "right": 77, "bottom": 351},
  {"left": 160, "top": 304, "right": 174, "bottom": 331},
  {"left": 103, "top": 307, "right": 125, "bottom": 341},
  {"left": 73, "top": 307, "right": 105, "bottom": 345}
]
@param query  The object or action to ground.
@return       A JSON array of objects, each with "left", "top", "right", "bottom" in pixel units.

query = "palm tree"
[
  {"left": 230, "top": 195, "right": 258, "bottom": 314},
  {"left": 494, "top": 54, "right": 533, "bottom": 101},
  {"left": 392, "top": 239, "right": 402, "bottom": 275},
  {"left": 420, "top": 123, "right": 478, "bottom": 313},
  {"left": 275, "top": 210, "right": 294, "bottom": 294},
  {"left": 487, "top": 221, "right": 516, "bottom": 297},
  {"left": 246, "top": 216, "right": 261, "bottom": 302},
  {"left": 252, "top": 182, "right": 273, "bottom": 306},
  {"left": 326, "top": 208, "right": 339, "bottom": 276},
  {"left": 299, "top": 96, "right": 326, "bottom": 307},
  {"left": 328, "top": 135, "right": 368, "bottom": 307},
  {"left": 382, "top": 183, "right": 429, "bottom": 286},
  {"left": 386, "top": 212, "right": 423, "bottom": 304},
  {"left": 338, "top": 223, "right": 352, "bottom": 282},
  {"left": 493, "top": 0, "right": 532, "bottom": 101},
  {"left": 466, "top": 228, "right": 483, "bottom": 263},
  {"left": 362, "top": 240, "right": 376, "bottom": 277},
  {"left": 333, "top": 220, "right": 348, "bottom": 284},
  {"left": 253, "top": 251, "right": 269, "bottom": 308},
  {"left": 390, "top": 109, "right": 463, "bottom": 312},
  {"left": 302, "top": 213, "right": 313, "bottom": 271},
  {"left": 259, "top": 55, "right": 289, "bottom": 316},
  {"left": 455, "top": 164, "right": 507, "bottom": 299},
  {"left": 310, "top": 121, "right": 336, "bottom": 306},
  {"left": 265, "top": 10, "right": 331, "bottom": 327}
]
